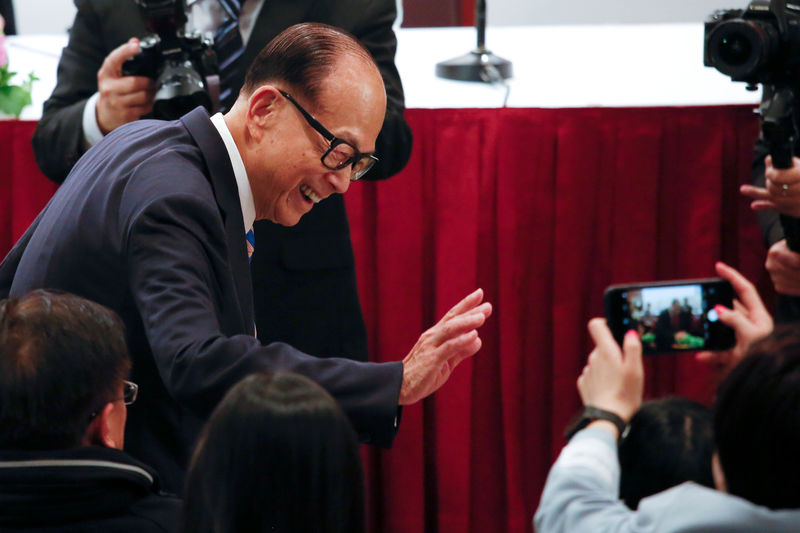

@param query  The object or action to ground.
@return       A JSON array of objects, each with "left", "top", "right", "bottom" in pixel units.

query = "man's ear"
[
  {"left": 83, "top": 402, "right": 122, "bottom": 449},
  {"left": 246, "top": 85, "right": 282, "bottom": 137},
  {"left": 712, "top": 451, "right": 727, "bottom": 493}
]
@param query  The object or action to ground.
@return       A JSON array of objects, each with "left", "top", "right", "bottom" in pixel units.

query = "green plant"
[{"left": 0, "top": 64, "right": 37, "bottom": 118}]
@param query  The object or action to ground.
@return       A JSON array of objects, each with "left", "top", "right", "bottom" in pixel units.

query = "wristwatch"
[{"left": 564, "top": 406, "right": 628, "bottom": 442}]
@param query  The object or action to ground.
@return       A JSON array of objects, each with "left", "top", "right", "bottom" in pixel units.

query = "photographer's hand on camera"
[
  {"left": 577, "top": 320, "right": 644, "bottom": 437},
  {"left": 96, "top": 38, "right": 155, "bottom": 135},
  {"left": 764, "top": 239, "right": 800, "bottom": 295},
  {"left": 741, "top": 155, "right": 800, "bottom": 218},
  {"left": 696, "top": 262, "right": 773, "bottom": 382}
]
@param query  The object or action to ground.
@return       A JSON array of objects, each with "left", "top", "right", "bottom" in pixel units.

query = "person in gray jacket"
[{"left": 535, "top": 261, "right": 800, "bottom": 533}]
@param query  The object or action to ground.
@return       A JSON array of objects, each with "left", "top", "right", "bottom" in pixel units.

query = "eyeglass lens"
[
  {"left": 322, "top": 146, "right": 375, "bottom": 180},
  {"left": 123, "top": 380, "right": 138, "bottom": 405}
]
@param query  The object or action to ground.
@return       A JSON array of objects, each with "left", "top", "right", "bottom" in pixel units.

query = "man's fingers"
[
  {"left": 99, "top": 38, "right": 140, "bottom": 78},
  {"left": 109, "top": 75, "right": 155, "bottom": 96},
  {"left": 740, "top": 184, "right": 770, "bottom": 201},
  {"left": 430, "top": 304, "right": 490, "bottom": 346},
  {"left": 115, "top": 90, "right": 156, "bottom": 108},
  {"left": 437, "top": 288, "right": 485, "bottom": 324},
  {"left": 443, "top": 330, "right": 482, "bottom": 368},
  {"left": 749, "top": 200, "right": 780, "bottom": 211},
  {"left": 587, "top": 318, "right": 620, "bottom": 360},
  {"left": 767, "top": 240, "right": 800, "bottom": 269}
]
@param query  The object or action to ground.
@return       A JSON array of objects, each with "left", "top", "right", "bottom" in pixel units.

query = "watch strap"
[{"left": 564, "top": 406, "right": 628, "bottom": 442}]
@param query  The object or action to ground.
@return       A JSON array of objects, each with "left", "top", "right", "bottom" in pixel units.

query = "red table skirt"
[{"left": 1, "top": 106, "right": 765, "bottom": 532}]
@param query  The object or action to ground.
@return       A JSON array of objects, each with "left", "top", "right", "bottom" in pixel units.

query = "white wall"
[
  {"left": 12, "top": 0, "right": 746, "bottom": 34},
  {"left": 15, "top": 0, "right": 76, "bottom": 35},
  {"left": 488, "top": 0, "right": 740, "bottom": 26}
]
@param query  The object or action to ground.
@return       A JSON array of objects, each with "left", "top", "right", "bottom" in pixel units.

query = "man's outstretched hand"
[{"left": 398, "top": 288, "right": 492, "bottom": 405}]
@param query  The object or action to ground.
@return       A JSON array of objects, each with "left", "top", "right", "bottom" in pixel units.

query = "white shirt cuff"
[{"left": 82, "top": 92, "right": 105, "bottom": 149}]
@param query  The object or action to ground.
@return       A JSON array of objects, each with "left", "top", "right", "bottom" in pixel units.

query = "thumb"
[
  {"left": 622, "top": 329, "right": 643, "bottom": 375},
  {"left": 100, "top": 38, "right": 140, "bottom": 78}
]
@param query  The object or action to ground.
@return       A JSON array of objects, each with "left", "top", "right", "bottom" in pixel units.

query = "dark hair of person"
[
  {"left": 714, "top": 325, "right": 800, "bottom": 509},
  {"left": 0, "top": 290, "right": 130, "bottom": 449},
  {"left": 242, "top": 22, "right": 374, "bottom": 105},
  {"left": 618, "top": 397, "right": 714, "bottom": 509},
  {"left": 182, "top": 372, "right": 365, "bottom": 533}
]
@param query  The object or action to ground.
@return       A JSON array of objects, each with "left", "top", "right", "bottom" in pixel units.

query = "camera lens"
[
  {"left": 718, "top": 34, "right": 752, "bottom": 66},
  {"left": 707, "top": 19, "right": 777, "bottom": 80}
]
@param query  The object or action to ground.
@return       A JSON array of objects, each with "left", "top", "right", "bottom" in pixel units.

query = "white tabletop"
[{"left": 5, "top": 23, "right": 761, "bottom": 120}]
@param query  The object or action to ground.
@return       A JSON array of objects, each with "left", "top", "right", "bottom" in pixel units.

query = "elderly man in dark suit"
[
  {"left": 32, "top": 0, "right": 413, "bottom": 363},
  {"left": 1, "top": 23, "right": 490, "bottom": 494}
]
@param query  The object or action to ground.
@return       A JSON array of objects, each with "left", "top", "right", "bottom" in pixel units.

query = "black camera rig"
[
  {"left": 122, "top": 0, "right": 219, "bottom": 120},
  {"left": 705, "top": 0, "right": 800, "bottom": 251}
]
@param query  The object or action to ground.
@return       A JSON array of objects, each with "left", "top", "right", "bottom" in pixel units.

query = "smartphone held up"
[{"left": 604, "top": 278, "right": 736, "bottom": 355}]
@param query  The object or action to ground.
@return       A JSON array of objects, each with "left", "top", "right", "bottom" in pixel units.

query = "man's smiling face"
[{"left": 247, "top": 55, "right": 386, "bottom": 227}]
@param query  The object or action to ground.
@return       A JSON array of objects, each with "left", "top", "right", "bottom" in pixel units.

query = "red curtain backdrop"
[
  {"left": 2, "top": 105, "right": 765, "bottom": 532},
  {"left": 0, "top": 121, "right": 58, "bottom": 253},
  {"left": 345, "top": 106, "right": 765, "bottom": 533}
]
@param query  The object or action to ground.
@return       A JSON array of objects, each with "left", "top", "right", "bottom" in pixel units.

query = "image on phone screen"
[{"left": 604, "top": 279, "right": 735, "bottom": 354}]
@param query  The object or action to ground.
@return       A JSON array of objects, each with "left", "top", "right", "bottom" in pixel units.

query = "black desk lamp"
[{"left": 435, "top": 0, "right": 512, "bottom": 82}]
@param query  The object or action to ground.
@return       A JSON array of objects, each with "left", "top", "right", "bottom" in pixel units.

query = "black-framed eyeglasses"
[{"left": 279, "top": 90, "right": 379, "bottom": 181}]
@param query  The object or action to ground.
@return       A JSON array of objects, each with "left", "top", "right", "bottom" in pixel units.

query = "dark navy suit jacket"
[
  {"left": 1, "top": 107, "right": 402, "bottom": 494},
  {"left": 31, "top": 0, "right": 414, "bottom": 363}
]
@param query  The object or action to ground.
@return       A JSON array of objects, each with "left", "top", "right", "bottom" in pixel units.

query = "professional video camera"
[
  {"left": 705, "top": 0, "right": 800, "bottom": 321},
  {"left": 122, "top": 0, "right": 218, "bottom": 120},
  {"left": 704, "top": 0, "right": 800, "bottom": 87},
  {"left": 704, "top": 0, "right": 800, "bottom": 252}
]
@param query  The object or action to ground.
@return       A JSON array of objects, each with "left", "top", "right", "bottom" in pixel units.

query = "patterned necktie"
[
  {"left": 246, "top": 226, "right": 255, "bottom": 262},
  {"left": 214, "top": 0, "right": 246, "bottom": 111},
  {"left": 246, "top": 226, "right": 257, "bottom": 338}
]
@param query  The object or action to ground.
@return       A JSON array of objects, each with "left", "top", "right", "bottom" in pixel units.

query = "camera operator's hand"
[
  {"left": 765, "top": 239, "right": 800, "bottom": 295},
  {"left": 577, "top": 319, "right": 643, "bottom": 423},
  {"left": 696, "top": 261, "right": 773, "bottom": 383},
  {"left": 96, "top": 38, "right": 155, "bottom": 135},
  {"left": 741, "top": 155, "right": 800, "bottom": 218}
]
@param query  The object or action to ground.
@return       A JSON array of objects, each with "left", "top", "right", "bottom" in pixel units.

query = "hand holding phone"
[
  {"left": 604, "top": 278, "right": 735, "bottom": 355},
  {"left": 695, "top": 262, "right": 774, "bottom": 380}
]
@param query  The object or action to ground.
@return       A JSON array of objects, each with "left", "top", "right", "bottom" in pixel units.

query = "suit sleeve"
[
  {"left": 343, "top": 0, "right": 413, "bottom": 181},
  {"left": 32, "top": 0, "right": 114, "bottom": 183},
  {"left": 125, "top": 191, "right": 403, "bottom": 447}
]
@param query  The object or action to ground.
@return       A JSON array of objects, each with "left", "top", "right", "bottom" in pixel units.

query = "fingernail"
[
  {"left": 625, "top": 329, "right": 638, "bottom": 339},
  {"left": 714, "top": 305, "right": 726, "bottom": 315}
]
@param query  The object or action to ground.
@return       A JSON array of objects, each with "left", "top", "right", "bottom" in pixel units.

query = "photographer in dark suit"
[{"left": 31, "top": 0, "right": 412, "bottom": 362}]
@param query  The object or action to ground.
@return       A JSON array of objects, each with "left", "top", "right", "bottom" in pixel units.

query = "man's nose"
[{"left": 326, "top": 168, "right": 351, "bottom": 195}]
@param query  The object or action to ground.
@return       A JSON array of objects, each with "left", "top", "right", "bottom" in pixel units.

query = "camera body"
[
  {"left": 704, "top": 0, "right": 800, "bottom": 86},
  {"left": 122, "top": 0, "right": 218, "bottom": 120}
]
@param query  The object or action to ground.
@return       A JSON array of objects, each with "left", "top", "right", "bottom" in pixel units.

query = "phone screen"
[{"left": 604, "top": 278, "right": 735, "bottom": 354}]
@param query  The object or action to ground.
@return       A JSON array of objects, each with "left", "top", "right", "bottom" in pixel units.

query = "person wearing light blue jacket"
[{"left": 535, "top": 261, "right": 800, "bottom": 533}]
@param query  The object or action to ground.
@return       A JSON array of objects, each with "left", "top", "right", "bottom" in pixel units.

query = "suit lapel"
[{"left": 180, "top": 107, "right": 255, "bottom": 336}]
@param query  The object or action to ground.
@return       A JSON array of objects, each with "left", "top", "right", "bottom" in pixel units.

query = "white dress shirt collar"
[{"left": 210, "top": 112, "right": 256, "bottom": 233}]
